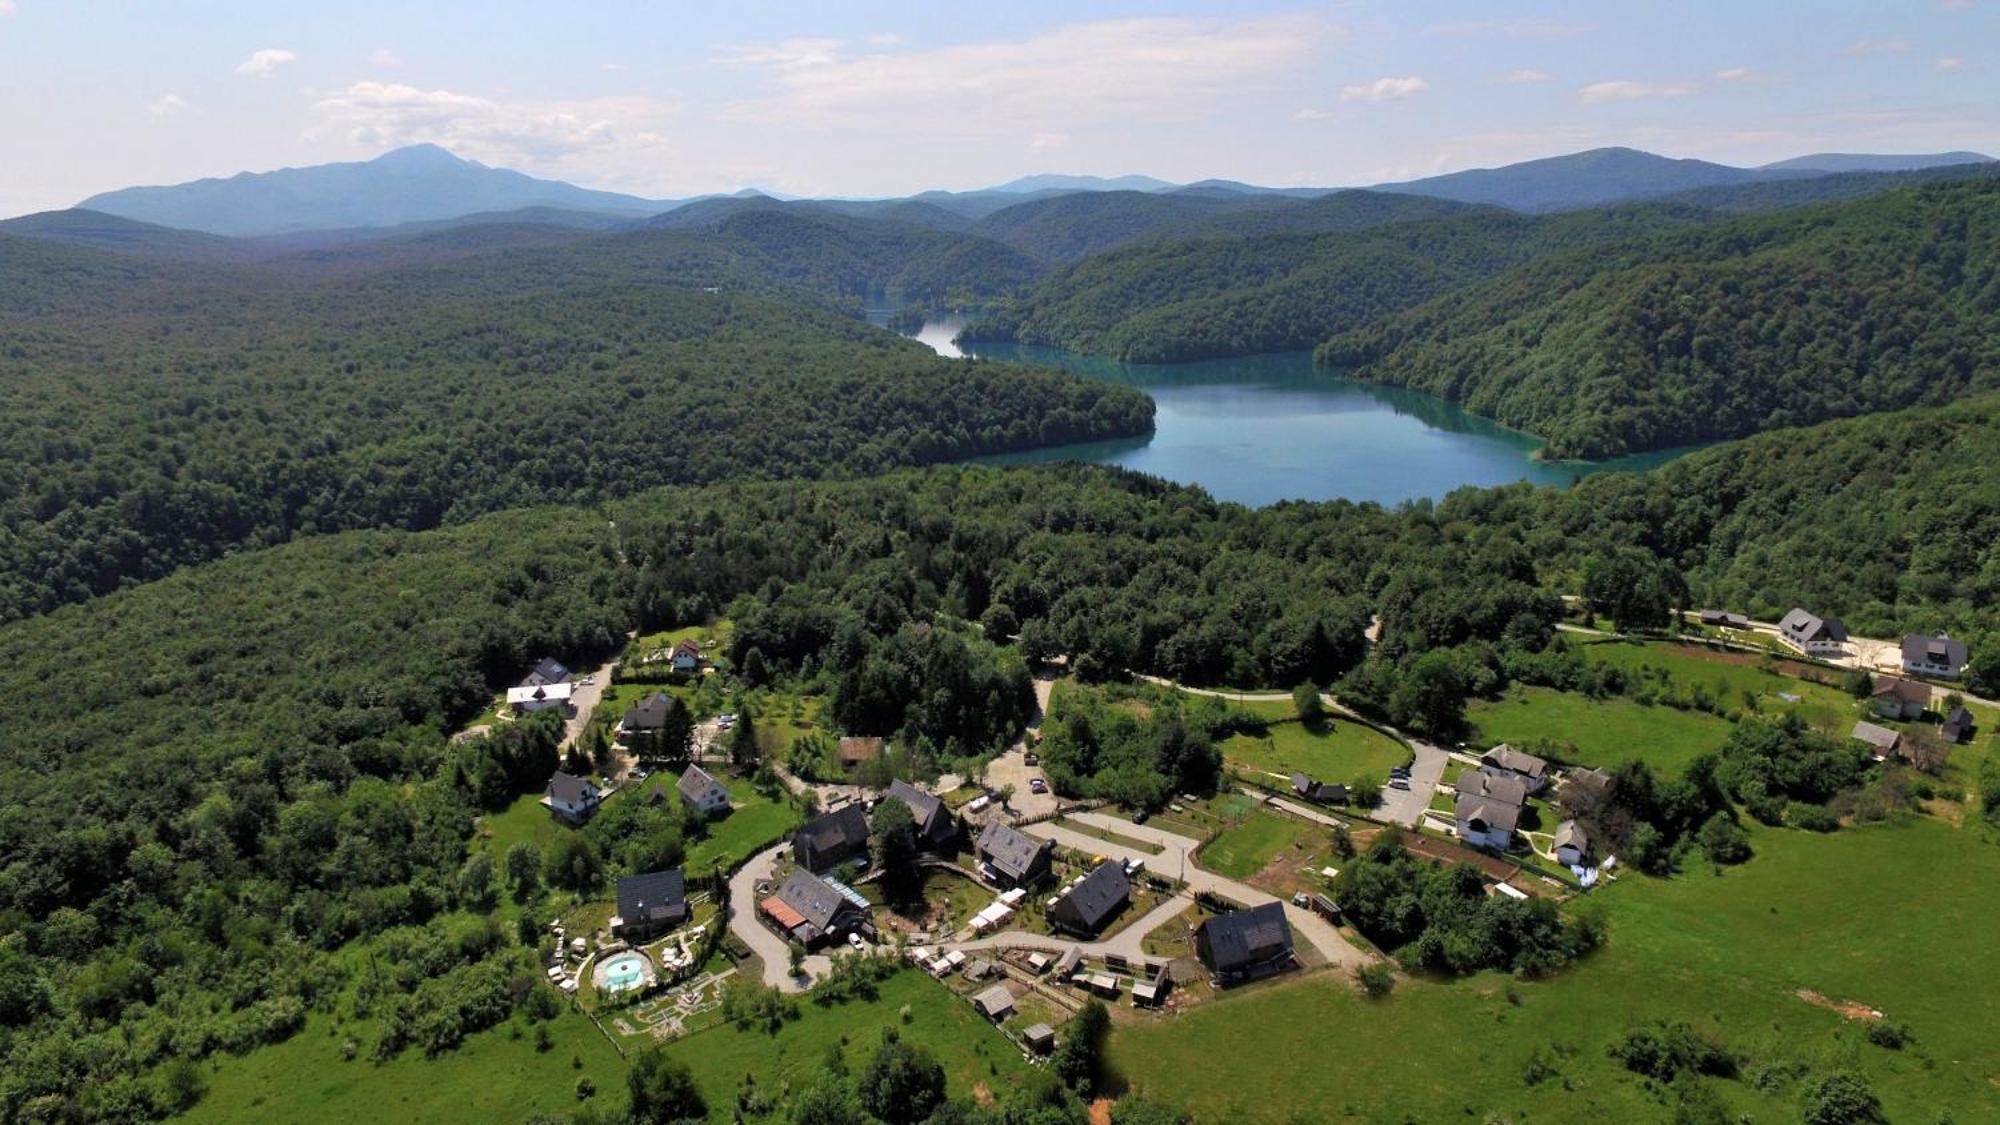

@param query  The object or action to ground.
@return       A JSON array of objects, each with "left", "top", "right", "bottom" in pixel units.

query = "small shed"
[
  {"left": 1132, "top": 977, "right": 1169, "bottom": 1007},
  {"left": 972, "top": 983, "right": 1016, "bottom": 1020},
  {"left": 1085, "top": 972, "right": 1121, "bottom": 997},
  {"left": 965, "top": 959, "right": 994, "bottom": 981},
  {"left": 1021, "top": 1023, "right": 1057, "bottom": 1054}
]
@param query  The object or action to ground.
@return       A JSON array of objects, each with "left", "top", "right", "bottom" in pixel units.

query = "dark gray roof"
[
  {"left": 796, "top": 804, "right": 870, "bottom": 857},
  {"left": 624, "top": 691, "right": 676, "bottom": 730},
  {"left": 1051, "top": 862, "right": 1130, "bottom": 932},
  {"left": 1903, "top": 633, "right": 1969, "bottom": 669},
  {"left": 1199, "top": 902, "right": 1293, "bottom": 972},
  {"left": 546, "top": 771, "right": 596, "bottom": 804},
  {"left": 886, "top": 780, "right": 949, "bottom": 838},
  {"left": 1780, "top": 609, "right": 1847, "bottom": 643},
  {"left": 1851, "top": 721, "right": 1902, "bottom": 753},
  {"left": 525, "top": 656, "right": 570, "bottom": 685},
  {"left": 976, "top": 821, "right": 1051, "bottom": 882},
  {"left": 1553, "top": 820, "right": 1589, "bottom": 853},
  {"left": 1455, "top": 792, "right": 1522, "bottom": 834},
  {"left": 1481, "top": 744, "right": 1549, "bottom": 781},
  {"left": 777, "top": 869, "right": 853, "bottom": 932},
  {"left": 1455, "top": 771, "right": 1527, "bottom": 807},
  {"left": 616, "top": 869, "right": 686, "bottom": 926}
]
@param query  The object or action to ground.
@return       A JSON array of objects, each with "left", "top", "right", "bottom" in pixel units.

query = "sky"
[{"left": 1, "top": 1, "right": 1996, "bottom": 215}]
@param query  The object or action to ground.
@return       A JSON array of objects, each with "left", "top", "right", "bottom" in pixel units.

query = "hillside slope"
[{"left": 1322, "top": 179, "right": 2000, "bottom": 458}]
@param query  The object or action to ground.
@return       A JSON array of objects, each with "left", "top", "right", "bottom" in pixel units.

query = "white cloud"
[
  {"left": 1714, "top": 67, "right": 1771, "bottom": 83},
  {"left": 1028, "top": 131, "right": 1069, "bottom": 149},
  {"left": 147, "top": 94, "right": 187, "bottom": 118},
  {"left": 710, "top": 37, "right": 844, "bottom": 71},
  {"left": 1293, "top": 107, "right": 1331, "bottom": 121},
  {"left": 1425, "top": 20, "right": 1588, "bottom": 39},
  {"left": 1935, "top": 56, "right": 1965, "bottom": 71},
  {"left": 1340, "top": 76, "right": 1428, "bottom": 102},
  {"left": 369, "top": 47, "right": 401, "bottom": 68},
  {"left": 720, "top": 16, "right": 1328, "bottom": 128},
  {"left": 235, "top": 48, "right": 298, "bottom": 78},
  {"left": 308, "top": 81, "right": 675, "bottom": 170},
  {"left": 1579, "top": 80, "right": 1699, "bottom": 103},
  {"left": 1502, "top": 69, "right": 1553, "bottom": 84},
  {"left": 1844, "top": 38, "right": 1910, "bottom": 56}
]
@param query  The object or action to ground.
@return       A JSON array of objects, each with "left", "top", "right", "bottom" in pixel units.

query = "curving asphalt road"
[{"left": 728, "top": 842, "right": 832, "bottom": 993}]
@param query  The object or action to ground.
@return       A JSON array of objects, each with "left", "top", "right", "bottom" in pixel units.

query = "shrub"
[
  {"left": 1801, "top": 1072, "right": 1884, "bottom": 1125},
  {"left": 1789, "top": 804, "right": 1840, "bottom": 832},
  {"left": 1356, "top": 962, "right": 1396, "bottom": 998},
  {"left": 1864, "top": 1020, "right": 1910, "bottom": 1049},
  {"left": 1607, "top": 1022, "right": 1734, "bottom": 1081},
  {"left": 1696, "top": 813, "right": 1752, "bottom": 866}
]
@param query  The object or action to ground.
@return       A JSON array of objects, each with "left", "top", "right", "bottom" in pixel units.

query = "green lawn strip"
[
  {"left": 1221, "top": 716, "right": 1409, "bottom": 786},
  {"left": 1113, "top": 817, "right": 2000, "bottom": 1123},
  {"left": 1583, "top": 640, "right": 1858, "bottom": 730},
  {"left": 1053, "top": 816, "right": 1161, "bottom": 856},
  {"left": 684, "top": 778, "right": 802, "bottom": 874},
  {"left": 1468, "top": 686, "right": 1734, "bottom": 774},
  {"left": 664, "top": 969, "right": 1030, "bottom": 1113},
  {"left": 1197, "top": 809, "right": 1310, "bottom": 879}
]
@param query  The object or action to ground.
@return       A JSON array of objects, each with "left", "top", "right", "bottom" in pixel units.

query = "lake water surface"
[{"left": 886, "top": 314, "right": 1684, "bottom": 507}]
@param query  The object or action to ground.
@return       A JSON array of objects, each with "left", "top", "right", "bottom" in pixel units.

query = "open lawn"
[
  {"left": 476, "top": 788, "right": 582, "bottom": 869},
  {"left": 1584, "top": 641, "right": 1858, "bottom": 731},
  {"left": 1222, "top": 718, "right": 1409, "bottom": 786},
  {"left": 188, "top": 1005, "right": 623, "bottom": 1123},
  {"left": 1112, "top": 816, "right": 2000, "bottom": 1122},
  {"left": 1468, "top": 686, "right": 1734, "bottom": 774},
  {"left": 685, "top": 777, "right": 801, "bottom": 874},
  {"left": 665, "top": 968, "right": 1031, "bottom": 1113},
  {"left": 1198, "top": 809, "right": 1310, "bottom": 879}
]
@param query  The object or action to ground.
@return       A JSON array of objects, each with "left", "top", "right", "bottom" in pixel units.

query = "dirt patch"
[
  {"left": 971, "top": 1082, "right": 996, "bottom": 1109},
  {"left": 1796, "top": 988, "right": 1883, "bottom": 1022},
  {"left": 1402, "top": 833, "right": 1521, "bottom": 882},
  {"left": 1089, "top": 1098, "right": 1115, "bottom": 1125},
  {"left": 1651, "top": 643, "right": 1840, "bottom": 685}
]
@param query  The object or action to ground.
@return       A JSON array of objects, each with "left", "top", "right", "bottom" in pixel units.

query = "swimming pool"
[{"left": 597, "top": 952, "right": 651, "bottom": 993}]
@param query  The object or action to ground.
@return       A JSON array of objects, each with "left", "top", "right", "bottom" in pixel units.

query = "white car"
[{"left": 846, "top": 932, "right": 867, "bottom": 950}]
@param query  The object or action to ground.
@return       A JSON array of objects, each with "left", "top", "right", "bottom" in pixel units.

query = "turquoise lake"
[{"left": 886, "top": 313, "right": 1688, "bottom": 508}]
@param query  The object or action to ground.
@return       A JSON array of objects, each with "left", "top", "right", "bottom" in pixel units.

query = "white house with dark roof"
[
  {"left": 612, "top": 869, "right": 688, "bottom": 942},
  {"left": 669, "top": 640, "right": 703, "bottom": 674},
  {"left": 975, "top": 821, "right": 1053, "bottom": 888},
  {"left": 507, "top": 681, "right": 574, "bottom": 715},
  {"left": 677, "top": 764, "right": 733, "bottom": 819},
  {"left": 542, "top": 771, "right": 601, "bottom": 823},
  {"left": 1048, "top": 861, "right": 1131, "bottom": 936},
  {"left": 1870, "top": 676, "right": 1930, "bottom": 722},
  {"left": 1454, "top": 771, "right": 1527, "bottom": 851},
  {"left": 1778, "top": 609, "right": 1848, "bottom": 657},
  {"left": 1901, "top": 633, "right": 1968, "bottom": 680},
  {"left": 1553, "top": 820, "right": 1591, "bottom": 867}
]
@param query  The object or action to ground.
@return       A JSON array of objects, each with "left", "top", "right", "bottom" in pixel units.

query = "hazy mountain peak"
[
  {"left": 1759, "top": 151, "right": 1994, "bottom": 173},
  {"left": 985, "top": 173, "right": 1180, "bottom": 194}
]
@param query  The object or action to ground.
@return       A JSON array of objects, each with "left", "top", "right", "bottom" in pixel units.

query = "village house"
[
  {"left": 521, "top": 657, "right": 571, "bottom": 687},
  {"left": 1479, "top": 744, "right": 1551, "bottom": 794},
  {"left": 1940, "top": 706, "right": 1975, "bottom": 744},
  {"left": 1553, "top": 820, "right": 1592, "bottom": 867},
  {"left": 1698, "top": 609, "right": 1752, "bottom": 629},
  {"left": 886, "top": 779, "right": 960, "bottom": 852},
  {"left": 542, "top": 771, "right": 601, "bottom": 824},
  {"left": 837, "top": 736, "right": 884, "bottom": 773},
  {"left": 1454, "top": 771, "right": 1527, "bottom": 851},
  {"left": 1777, "top": 609, "right": 1849, "bottom": 657},
  {"left": 677, "top": 764, "right": 733, "bottom": 819},
  {"left": 1047, "top": 861, "right": 1131, "bottom": 937},
  {"left": 975, "top": 821, "right": 1054, "bottom": 889},
  {"left": 611, "top": 868, "right": 688, "bottom": 942},
  {"left": 760, "top": 869, "right": 866, "bottom": 948},
  {"left": 506, "top": 681, "right": 574, "bottom": 715},
  {"left": 1196, "top": 901, "right": 1295, "bottom": 984},
  {"left": 1851, "top": 720, "right": 1903, "bottom": 761},
  {"left": 1870, "top": 676, "right": 1929, "bottom": 722},
  {"left": 1021, "top": 1023, "right": 1057, "bottom": 1054},
  {"left": 669, "top": 639, "right": 703, "bottom": 674},
  {"left": 1901, "top": 633, "right": 1968, "bottom": 680},
  {"left": 620, "top": 691, "right": 685, "bottom": 755},
  {"left": 971, "top": 983, "right": 1016, "bottom": 1020},
  {"left": 793, "top": 804, "right": 871, "bottom": 873},
  {"left": 1289, "top": 773, "right": 1349, "bottom": 806}
]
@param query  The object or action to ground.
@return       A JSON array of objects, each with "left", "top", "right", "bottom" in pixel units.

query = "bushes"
[
  {"left": 1695, "top": 813, "right": 1752, "bottom": 866},
  {"left": 1607, "top": 1021, "right": 1736, "bottom": 1082},
  {"left": 1355, "top": 962, "right": 1396, "bottom": 998}
]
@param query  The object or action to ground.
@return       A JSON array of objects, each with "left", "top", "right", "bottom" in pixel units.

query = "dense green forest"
[
  {"left": 0, "top": 233, "right": 1148, "bottom": 622},
  {"left": 1321, "top": 178, "right": 2000, "bottom": 457},
  {"left": 964, "top": 204, "right": 1718, "bottom": 361}
]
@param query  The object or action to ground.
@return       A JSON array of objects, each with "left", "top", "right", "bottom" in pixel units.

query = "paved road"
[
  {"left": 1019, "top": 811, "right": 1367, "bottom": 971},
  {"left": 1374, "top": 738, "right": 1448, "bottom": 827},
  {"left": 982, "top": 673, "right": 1060, "bottom": 821},
  {"left": 561, "top": 657, "right": 618, "bottom": 750},
  {"left": 727, "top": 843, "right": 831, "bottom": 993}
]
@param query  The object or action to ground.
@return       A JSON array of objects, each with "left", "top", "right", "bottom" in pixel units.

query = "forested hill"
[
  {"left": 0, "top": 236, "right": 1148, "bottom": 624},
  {"left": 964, "top": 203, "right": 1716, "bottom": 362},
  {"left": 1320, "top": 178, "right": 2000, "bottom": 458}
]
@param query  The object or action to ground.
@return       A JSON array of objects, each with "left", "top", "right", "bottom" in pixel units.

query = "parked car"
[
  {"left": 1388, "top": 778, "right": 1411, "bottom": 790},
  {"left": 1291, "top": 892, "right": 1309, "bottom": 907},
  {"left": 1029, "top": 778, "right": 1049, "bottom": 794},
  {"left": 718, "top": 713, "right": 737, "bottom": 723},
  {"left": 1389, "top": 766, "right": 1410, "bottom": 777},
  {"left": 1023, "top": 752, "right": 1040, "bottom": 766},
  {"left": 846, "top": 932, "right": 866, "bottom": 950}
]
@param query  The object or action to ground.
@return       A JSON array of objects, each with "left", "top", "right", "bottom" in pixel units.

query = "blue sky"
[{"left": 1, "top": 1, "right": 1994, "bottom": 215}]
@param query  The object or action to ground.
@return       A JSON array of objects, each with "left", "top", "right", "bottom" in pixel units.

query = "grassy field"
[
  {"left": 1468, "top": 686, "right": 1735, "bottom": 774},
  {"left": 1583, "top": 641, "right": 1858, "bottom": 731},
  {"left": 1198, "top": 809, "right": 1311, "bottom": 879},
  {"left": 1222, "top": 717, "right": 1409, "bottom": 786},
  {"left": 1112, "top": 816, "right": 2000, "bottom": 1122},
  {"left": 682, "top": 776, "right": 801, "bottom": 874},
  {"left": 188, "top": 1003, "right": 624, "bottom": 1123},
  {"left": 663, "top": 969, "right": 1031, "bottom": 1113}
]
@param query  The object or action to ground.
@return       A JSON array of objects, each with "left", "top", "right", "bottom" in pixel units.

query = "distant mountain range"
[{"left": 54, "top": 142, "right": 2000, "bottom": 239}]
